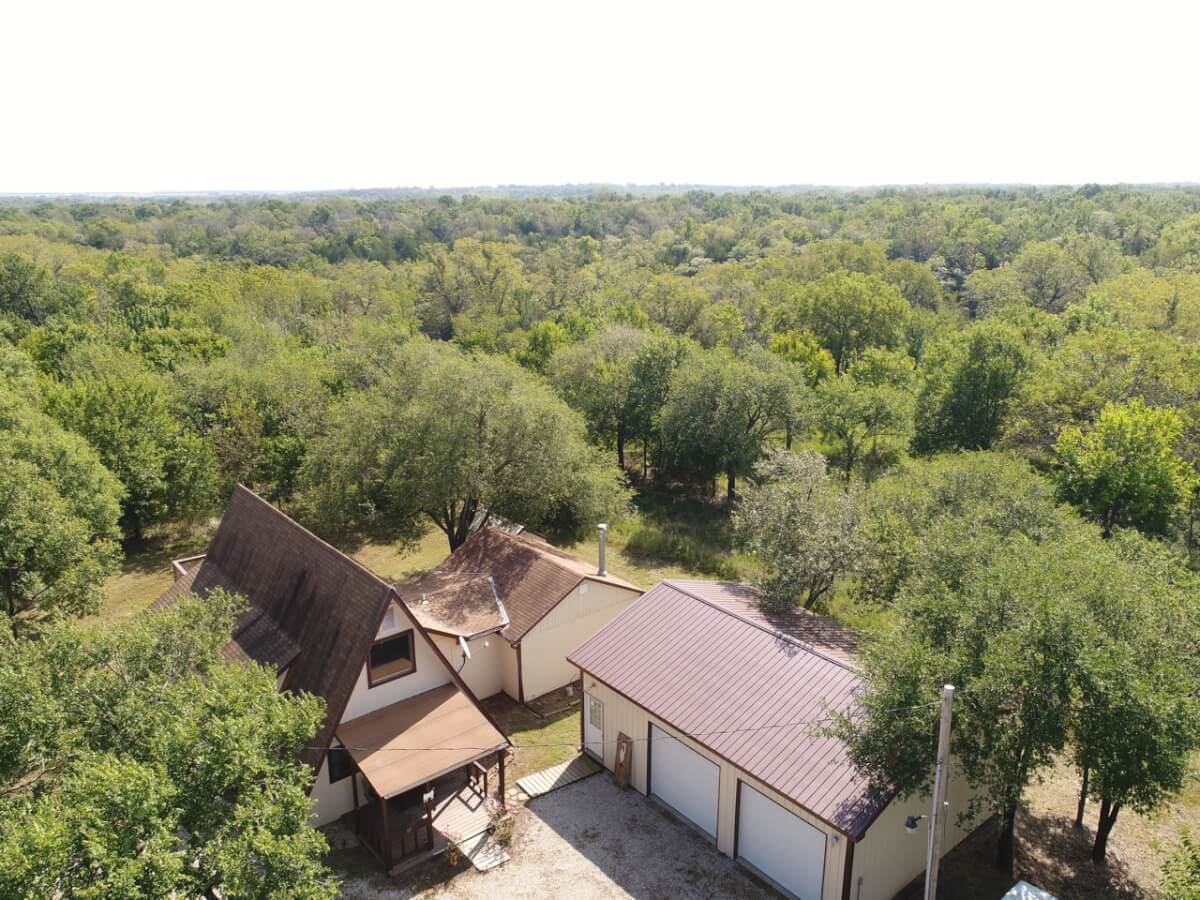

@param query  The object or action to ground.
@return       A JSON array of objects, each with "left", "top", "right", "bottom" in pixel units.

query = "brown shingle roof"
[
  {"left": 151, "top": 486, "right": 394, "bottom": 770},
  {"left": 568, "top": 580, "right": 887, "bottom": 839},
  {"left": 436, "top": 528, "right": 640, "bottom": 642},
  {"left": 336, "top": 684, "right": 508, "bottom": 799},
  {"left": 400, "top": 572, "right": 508, "bottom": 638}
]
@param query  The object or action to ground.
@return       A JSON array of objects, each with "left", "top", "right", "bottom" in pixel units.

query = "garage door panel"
[
  {"left": 649, "top": 725, "right": 719, "bottom": 838},
  {"left": 737, "top": 782, "right": 826, "bottom": 900}
]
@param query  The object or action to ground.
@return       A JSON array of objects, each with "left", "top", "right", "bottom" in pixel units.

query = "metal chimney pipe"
[{"left": 597, "top": 524, "right": 608, "bottom": 577}]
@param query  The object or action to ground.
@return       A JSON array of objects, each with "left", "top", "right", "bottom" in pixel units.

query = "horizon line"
[{"left": 3, "top": 180, "right": 1200, "bottom": 200}]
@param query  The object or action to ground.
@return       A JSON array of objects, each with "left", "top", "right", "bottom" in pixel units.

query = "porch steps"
[
  {"left": 516, "top": 753, "right": 602, "bottom": 799},
  {"left": 455, "top": 831, "right": 510, "bottom": 872}
]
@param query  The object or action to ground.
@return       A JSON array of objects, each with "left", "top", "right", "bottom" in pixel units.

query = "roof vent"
[{"left": 597, "top": 524, "right": 608, "bottom": 577}]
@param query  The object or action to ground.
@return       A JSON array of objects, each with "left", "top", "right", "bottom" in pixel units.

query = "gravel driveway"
[{"left": 337, "top": 773, "right": 780, "bottom": 900}]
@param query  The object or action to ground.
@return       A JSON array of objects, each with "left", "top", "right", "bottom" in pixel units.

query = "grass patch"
[
  {"left": 564, "top": 489, "right": 757, "bottom": 588},
  {"left": 349, "top": 530, "right": 451, "bottom": 582},
  {"left": 91, "top": 527, "right": 212, "bottom": 625},
  {"left": 482, "top": 695, "right": 581, "bottom": 780}
]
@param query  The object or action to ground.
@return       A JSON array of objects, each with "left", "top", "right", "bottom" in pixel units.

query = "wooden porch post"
[
  {"left": 380, "top": 792, "right": 393, "bottom": 870},
  {"left": 351, "top": 772, "right": 360, "bottom": 834},
  {"left": 498, "top": 750, "right": 506, "bottom": 809}
]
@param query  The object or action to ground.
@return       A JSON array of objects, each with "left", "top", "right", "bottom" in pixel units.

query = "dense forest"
[{"left": 3, "top": 186, "right": 1200, "bottom": 895}]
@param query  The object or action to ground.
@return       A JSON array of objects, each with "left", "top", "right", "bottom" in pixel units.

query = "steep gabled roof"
[
  {"left": 152, "top": 485, "right": 394, "bottom": 770},
  {"left": 568, "top": 580, "right": 887, "bottom": 839},
  {"left": 434, "top": 528, "right": 640, "bottom": 642}
]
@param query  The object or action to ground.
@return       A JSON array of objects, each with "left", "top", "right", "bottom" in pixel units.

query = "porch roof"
[{"left": 336, "top": 684, "right": 508, "bottom": 799}]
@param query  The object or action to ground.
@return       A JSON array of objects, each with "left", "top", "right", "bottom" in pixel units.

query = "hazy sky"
[{"left": 5, "top": 0, "right": 1198, "bottom": 193}]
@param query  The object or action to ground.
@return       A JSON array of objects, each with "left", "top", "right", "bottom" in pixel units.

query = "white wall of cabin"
[
  {"left": 519, "top": 580, "right": 640, "bottom": 701},
  {"left": 430, "top": 631, "right": 509, "bottom": 700},
  {"left": 580, "top": 673, "right": 980, "bottom": 900},
  {"left": 340, "top": 599, "right": 454, "bottom": 722},
  {"left": 502, "top": 636, "right": 520, "bottom": 699},
  {"left": 309, "top": 599, "right": 459, "bottom": 826},
  {"left": 309, "top": 756, "right": 353, "bottom": 828}
]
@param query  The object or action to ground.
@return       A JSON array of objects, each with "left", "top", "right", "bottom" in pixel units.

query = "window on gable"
[
  {"left": 328, "top": 744, "right": 355, "bottom": 783},
  {"left": 368, "top": 630, "right": 415, "bottom": 686}
]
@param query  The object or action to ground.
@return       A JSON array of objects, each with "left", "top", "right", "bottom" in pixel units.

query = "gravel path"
[{"left": 338, "top": 773, "right": 780, "bottom": 900}]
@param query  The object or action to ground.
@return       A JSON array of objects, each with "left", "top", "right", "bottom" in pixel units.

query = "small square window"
[
  {"left": 328, "top": 745, "right": 355, "bottom": 783},
  {"left": 368, "top": 630, "right": 415, "bottom": 686}
]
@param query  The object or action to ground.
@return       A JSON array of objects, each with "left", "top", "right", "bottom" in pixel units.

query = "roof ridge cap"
[
  {"left": 660, "top": 580, "right": 860, "bottom": 675},
  {"left": 229, "top": 484, "right": 392, "bottom": 592}
]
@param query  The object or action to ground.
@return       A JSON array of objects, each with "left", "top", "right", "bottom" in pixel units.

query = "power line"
[{"left": 313, "top": 697, "right": 945, "bottom": 754}]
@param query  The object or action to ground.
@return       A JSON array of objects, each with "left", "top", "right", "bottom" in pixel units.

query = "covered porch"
[{"left": 336, "top": 684, "right": 510, "bottom": 872}]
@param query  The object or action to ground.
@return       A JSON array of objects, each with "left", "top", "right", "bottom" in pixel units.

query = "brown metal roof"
[
  {"left": 437, "top": 528, "right": 640, "bottom": 642},
  {"left": 400, "top": 572, "right": 508, "bottom": 638},
  {"left": 336, "top": 684, "right": 508, "bottom": 799},
  {"left": 568, "top": 580, "right": 887, "bottom": 839},
  {"left": 664, "top": 580, "right": 860, "bottom": 666}
]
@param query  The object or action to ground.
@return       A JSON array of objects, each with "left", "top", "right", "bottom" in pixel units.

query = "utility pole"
[{"left": 924, "top": 684, "right": 955, "bottom": 900}]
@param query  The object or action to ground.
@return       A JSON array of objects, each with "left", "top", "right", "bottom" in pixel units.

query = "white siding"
[
  {"left": 431, "top": 631, "right": 509, "bottom": 700},
  {"left": 848, "top": 758, "right": 981, "bottom": 900},
  {"left": 502, "top": 637, "right": 520, "bottom": 699},
  {"left": 311, "top": 600, "right": 462, "bottom": 825},
  {"left": 579, "top": 675, "right": 848, "bottom": 900},
  {"left": 519, "top": 580, "right": 640, "bottom": 700},
  {"left": 309, "top": 756, "right": 354, "bottom": 827},
  {"left": 340, "top": 599, "right": 453, "bottom": 722}
]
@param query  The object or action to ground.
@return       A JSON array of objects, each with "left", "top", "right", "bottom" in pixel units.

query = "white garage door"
[
  {"left": 649, "top": 725, "right": 719, "bottom": 838},
  {"left": 736, "top": 782, "right": 826, "bottom": 900}
]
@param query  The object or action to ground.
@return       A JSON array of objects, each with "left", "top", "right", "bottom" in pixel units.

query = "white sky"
[{"left": 4, "top": 0, "right": 1199, "bottom": 193}]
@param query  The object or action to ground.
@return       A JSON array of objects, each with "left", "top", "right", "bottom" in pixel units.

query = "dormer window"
[{"left": 368, "top": 630, "right": 415, "bottom": 686}]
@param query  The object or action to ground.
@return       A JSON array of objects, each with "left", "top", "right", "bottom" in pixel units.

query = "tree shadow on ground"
[{"left": 913, "top": 809, "right": 1145, "bottom": 900}]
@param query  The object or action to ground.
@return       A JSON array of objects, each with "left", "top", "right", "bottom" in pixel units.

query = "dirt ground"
[
  {"left": 928, "top": 758, "right": 1200, "bottom": 899},
  {"left": 331, "top": 773, "right": 779, "bottom": 900}
]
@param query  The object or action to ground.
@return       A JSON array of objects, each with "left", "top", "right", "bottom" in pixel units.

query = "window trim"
[
  {"left": 327, "top": 743, "right": 356, "bottom": 783},
  {"left": 367, "top": 629, "right": 417, "bottom": 688}
]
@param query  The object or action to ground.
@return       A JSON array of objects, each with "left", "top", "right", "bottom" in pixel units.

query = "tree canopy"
[
  {"left": 0, "top": 592, "right": 333, "bottom": 899},
  {"left": 299, "top": 338, "right": 631, "bottom": 549}
]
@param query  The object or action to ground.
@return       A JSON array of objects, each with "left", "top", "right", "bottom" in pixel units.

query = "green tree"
[
  {"left": 44, "top": 350, "right": 218, "bottom": 541},
  {"left": 1069, "top": 532, "right": 1200, "bottom": 861},
  {"left": 0, "top": 358, "right": 123, "bottom": 634},
  {"left": 835, "top": 534, "right": 1100, "bottom": 874},
  {"left": 657, "top": 347, "right": 801, "bottom": 503},
  {"left": 0, "top": 591, "right": 334, "bottom": 899},
  {"left": 1054, "top": 399, "right": 1193, "bottom": 537},
  {"left": 300, "top": 339, "right": 630, "bottom": 550},
  {"left": 550, "top": 326, "right": 647, "bottom": 468},
  {"left": 883, "top": 258, "right": 942, "bottom": 310},
  {"left": 1156, "top": 213, "right": 1200, "bottom": 272},
  {"left": 794, "top": 272, "right": 910, "bottom": 373},
  {"left": 1013, "top": 240, "right": 1088, "bottom": 311},
  {"left": 1163, "top": 831, "right": 1200, "bottom": 898},
  {"left": 912, "top": 321, "right": 1031, "bottom": 454},
  {"left": 626, "top": 332, "right": 694, "bottom": 477},
  {"left": 858, "top": 452, "right": 1065, "bottom": 608},
  {"left": 767, "top": 329, "right": 836, "bottom": 387},
  {"left": 0, "top": 254, "right": 78, "bottom": 329},
  {"left": 733, "top": 450, "right": 864, "bottom": 610},
  {"left": 814, "top": 349, "right": 914, "bottom": 481}
]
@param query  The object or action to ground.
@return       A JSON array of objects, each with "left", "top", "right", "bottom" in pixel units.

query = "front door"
[{"left": 584, "top": 693, "right": 604, "bottom": 760}]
